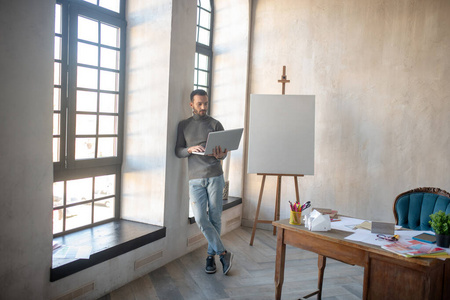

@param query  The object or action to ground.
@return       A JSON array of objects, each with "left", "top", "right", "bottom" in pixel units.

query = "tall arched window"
[
  {"left": 53, "top": 0, "right": 126, "bottom": 236},
  {"left": 194, "top": 0, "right": 213, "bottom": 101}
]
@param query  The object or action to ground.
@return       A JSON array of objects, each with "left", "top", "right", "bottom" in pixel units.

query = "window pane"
[
  {"left": 78, "top": 42, "right": 98, "bottom": 66},
  {"left": 83, "top": 0, "right": 97, "bottom": 5},
  {"left": 99, "top": 93, "right": 118, "bottom": 113},
  {"left": 199, "top": 11, "right": 211, "bottom": 29},
  {"left": 100, "top": 47, "right": 119, "bottom": 70},
  {"left": 94, "top": 174, "right": 115, "bottom": 198},
  {"left": 76, "top": 114, "right": 97, "bottom": 135},
  {"left": 196, "top": 7, "right": 200, "bottom": 25},
  {"left": 53, "top": 137, "right": 60, "bottom": 162},
  {"left": 99, "top": 0, "right": 120, "bottom": 13},
  {"left": 77, "top": 66, "right": 98, "bottom": 89},
  {"left": 199, "top": 0, "right": 211, "bottom": 11},
  {"left": 94, "top": 197, "right": 114, "bottom": 222},
  {"left": 55, "top": 4, "right": 62, "bottom": 34},
  {"left": 100, "top": 70, "right": 119, "bottom": 91},
  {"left": 53, "top": 181, "right": 64, "bottom": 208},
  {"left": 194, "top": 69, "right": 198, "bottom": 85},
  {"left": 101, "top": 23, "right": 119, "bottom": 47},
  {"left": 198, "top": 53, "right": 209, "bottom": 70},
  {"left": 65, "top": 203, "right": 92, "bottom": 230},
  {"left": 67, "top": 177, "right": 92, "bottom": 204},
  {"left": 75, "top": 138, "right": 96, "bottom": 159},
  {"left": 53, "top": 113, "right": 60, "bottom": 135},
  {"left": 54, "top": 88, "right": 61, "bottom": 110},
  {"left": 54, "top": 36, "right": 62, "bottom": 60},
  {"left": 78, "top": 16, "right": 98, "bottom": 43},
  {"left": 53, "top": 208, "right": 63, "bottom": 234},
  {"left": 98, "top": 137, "right": 117, "bottom": 157},
  {"left": 198, "top": 70, "right": 208, "bottom": 86},
  {"left": 99, "top": 115, "right": 117, "bottom": 134},
  {"left": 198, "top": 27, "right": 210, "bottom": 46},
  {"left": 54, "top": 62, "right": 61, "bottom": 85},
  {"left": 77, "top": 90, "right": 98, "bottom": 112}
]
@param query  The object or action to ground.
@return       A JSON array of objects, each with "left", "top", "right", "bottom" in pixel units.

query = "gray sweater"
[{"left": 175, "top": 114, "right": 225, "bottom": 180}]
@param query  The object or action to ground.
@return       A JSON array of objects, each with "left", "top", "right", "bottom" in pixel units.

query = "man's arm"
[{"left": 175, "top": 122, "right": 190, "bottom": 158}]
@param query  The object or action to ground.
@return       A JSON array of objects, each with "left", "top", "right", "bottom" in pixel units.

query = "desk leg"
[
  {"left": 275, "top": 228, "right": 286, "bottom": 300},
  {"left": 317, "top": 255, "right": 326, "bottom": 300}
]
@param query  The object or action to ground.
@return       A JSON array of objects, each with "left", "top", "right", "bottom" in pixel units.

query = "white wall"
[
  {"left": 242, "top": 0, "right": 450, "bottom": 228},
  {"left": 0, "top": 1, "right": 55, "bottom": 299}
]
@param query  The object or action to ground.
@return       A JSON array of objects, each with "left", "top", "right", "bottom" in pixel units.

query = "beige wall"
[
  {"left": 242, "top": 0, "right": 450, "bottom": 227},
  {"left": 0, "top": 1, "right": 54, "bottom": 299}
]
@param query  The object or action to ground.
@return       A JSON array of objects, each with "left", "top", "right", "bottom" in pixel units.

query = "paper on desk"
[
  {"left": 344, "top": 229, "right": 450, "bottom": 253},
  {"left": 344, "top": 229, "right": 392, "bottom": 246},
  {"left": 330, "top": 216, "right": 366, "bottom": 232},
  {"left": 53, "top": 245, "right": 92, "bottom": 259}
]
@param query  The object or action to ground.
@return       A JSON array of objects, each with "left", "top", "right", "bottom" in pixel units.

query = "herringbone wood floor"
[{"left": 98, "top": 226, "right": 364, "bottom": 300}]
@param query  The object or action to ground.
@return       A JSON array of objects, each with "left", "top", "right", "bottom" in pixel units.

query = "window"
[
  {"left": 194, "top": 0, "right": 213, "bottom": 98},
  {"left": 53, "top": 0, "right": 126, "bottom": 236}
]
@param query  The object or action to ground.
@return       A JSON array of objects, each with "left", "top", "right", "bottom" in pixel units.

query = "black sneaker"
[
  {"left": 205, "top": 255, "right": 216, "bottom": 274},
  {"left": 219, "top": 251, "right": 233, "bottom": 275}
]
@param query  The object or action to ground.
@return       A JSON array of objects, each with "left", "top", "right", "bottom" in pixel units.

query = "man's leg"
[
  {"left": 189, "top": 177, "right": 226, "bottom": 273},
  {"left": 206, "top": 175, "right": 225, "bottom": 242},
  {"left": 207, "top": 175, "right": 233, "bottom": 275}
]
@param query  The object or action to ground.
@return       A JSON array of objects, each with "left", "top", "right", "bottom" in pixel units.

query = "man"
[{"left": 175, "top": 89, "right": 234, "bottom": 275}]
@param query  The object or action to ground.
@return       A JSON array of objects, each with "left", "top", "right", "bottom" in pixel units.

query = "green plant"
[{"left": 429, "top": 210, "right": 450, "bottom": 235}]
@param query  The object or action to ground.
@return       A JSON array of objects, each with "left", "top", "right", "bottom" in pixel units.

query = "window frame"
[
  {"left": 194, "top": 0, "right": 214, "bottom": 103},
  {"left": 53, "top": 0, "right": 126, "bottom": 237}
]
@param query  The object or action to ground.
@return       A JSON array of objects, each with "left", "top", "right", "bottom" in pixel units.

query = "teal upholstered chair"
[{"left": 393, "top": 187, "right": 450, "bottom": 231}]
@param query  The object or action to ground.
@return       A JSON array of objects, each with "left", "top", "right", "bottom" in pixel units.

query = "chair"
[{"left": 393, "top": 187, "right": 450, "bottom": 230}]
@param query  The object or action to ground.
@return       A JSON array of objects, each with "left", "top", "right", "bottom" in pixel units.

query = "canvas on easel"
[{"left": 247, "top": 94, "right": 315, "bottom": 175}]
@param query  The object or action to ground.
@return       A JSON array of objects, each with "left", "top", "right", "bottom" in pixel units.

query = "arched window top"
[{"left": 194, "top": 0, "right": 213, "bottom": 97}]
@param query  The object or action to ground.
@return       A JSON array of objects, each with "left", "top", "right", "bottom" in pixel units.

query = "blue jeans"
[{"left": 189, "top": 174, "right": 226, "bottom": 256}]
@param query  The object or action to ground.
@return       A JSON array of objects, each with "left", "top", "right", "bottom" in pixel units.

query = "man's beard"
[{"left": 193, "top": 109, "right": 207, "bottom": 115}]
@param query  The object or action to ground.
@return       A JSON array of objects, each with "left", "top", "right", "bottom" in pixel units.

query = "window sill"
[
  {"left": 51, "top": 220, "right": 166, "bottom": 282},
  {"left": 188, "top": 196, "right": 242, "bottom": 224},
  {"left": 50, "top": 196, "right": 241, "bottom": 281}
]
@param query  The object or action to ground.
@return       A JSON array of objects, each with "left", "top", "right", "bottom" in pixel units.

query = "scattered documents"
[
  {"left": 53, "top": 245, "right": 92, "bottom": 259},
  {"left": 382, "top": 240, "right": 446, "bottom": 257}
]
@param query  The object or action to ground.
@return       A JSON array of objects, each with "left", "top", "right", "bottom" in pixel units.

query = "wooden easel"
[{"left": 249, "top": 66, "right": 305, "bottom": 246}]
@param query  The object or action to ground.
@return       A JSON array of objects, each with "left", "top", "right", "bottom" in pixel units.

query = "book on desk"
[{"left": 382, "top": 239, "right": 446, "bottom": 257}]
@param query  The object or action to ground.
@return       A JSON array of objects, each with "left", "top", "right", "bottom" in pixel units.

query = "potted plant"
[{"left": 429, "top": 210, "right": 450, "bottom": 248}]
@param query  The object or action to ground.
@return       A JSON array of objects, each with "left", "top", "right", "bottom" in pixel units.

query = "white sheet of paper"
[
  {"left": 344, "top": 229, "right": 391, "bottom": 246},
  {"left": 53, "top": 245, "right": 92, "bottom": 259},
  {"left": 330, "top": 216, "right": 366, "bottom": 232}
]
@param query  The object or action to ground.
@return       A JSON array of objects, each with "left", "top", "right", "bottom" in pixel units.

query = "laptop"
[{"left": 192, "top": 128, "right": 244, "bottom": 155}]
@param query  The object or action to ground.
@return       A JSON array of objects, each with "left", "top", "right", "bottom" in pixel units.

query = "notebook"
[{"left": 192, "top": 128, "right": 244, "bottom": 155}]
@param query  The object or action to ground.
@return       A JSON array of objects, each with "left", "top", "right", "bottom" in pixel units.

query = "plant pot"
[{"left": 435, "top": 234, "right": 450, "bottom": 248}]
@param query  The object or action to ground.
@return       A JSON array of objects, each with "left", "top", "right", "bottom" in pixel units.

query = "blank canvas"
[{"left": 247, "top": 94, "right": 315, "bottom": 175}]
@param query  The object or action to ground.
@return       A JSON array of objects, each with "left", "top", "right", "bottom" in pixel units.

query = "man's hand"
[
  {"left": 188, "top": 145, "right": 205, "bottom": 154},
  {"left": 210, "top": 146, "right": 228, "bottom": 160}
]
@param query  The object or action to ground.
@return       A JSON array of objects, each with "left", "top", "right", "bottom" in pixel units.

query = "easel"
[{"left": 249, "top": 66, "right": 305, "bottom": 246}]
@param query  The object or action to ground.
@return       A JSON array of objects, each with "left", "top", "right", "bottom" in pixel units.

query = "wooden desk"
[{"left": 273, "top": 219, "right": 449, "bottom": 300}]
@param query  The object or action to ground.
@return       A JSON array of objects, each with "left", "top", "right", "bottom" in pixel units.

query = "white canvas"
[{"left": 247, "top": 94, "right": 315, "bottom": 175}]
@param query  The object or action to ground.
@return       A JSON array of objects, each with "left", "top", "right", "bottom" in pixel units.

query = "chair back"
[{"left": 393, "top": 187, "right": 450, "bottom": 231}]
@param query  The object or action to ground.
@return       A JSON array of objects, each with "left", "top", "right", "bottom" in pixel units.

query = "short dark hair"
[{"left": 190, "top": 89, "right": 208, "bottom": 102}]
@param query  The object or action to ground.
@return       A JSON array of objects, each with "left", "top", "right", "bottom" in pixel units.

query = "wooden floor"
[{"left": 98, "top": 226, "right": 364, "bottom": 300}]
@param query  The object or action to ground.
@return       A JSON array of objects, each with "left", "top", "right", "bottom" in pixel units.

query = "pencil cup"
[{"left": 289, "top": 211, "right": 302, "bottom": 225}]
